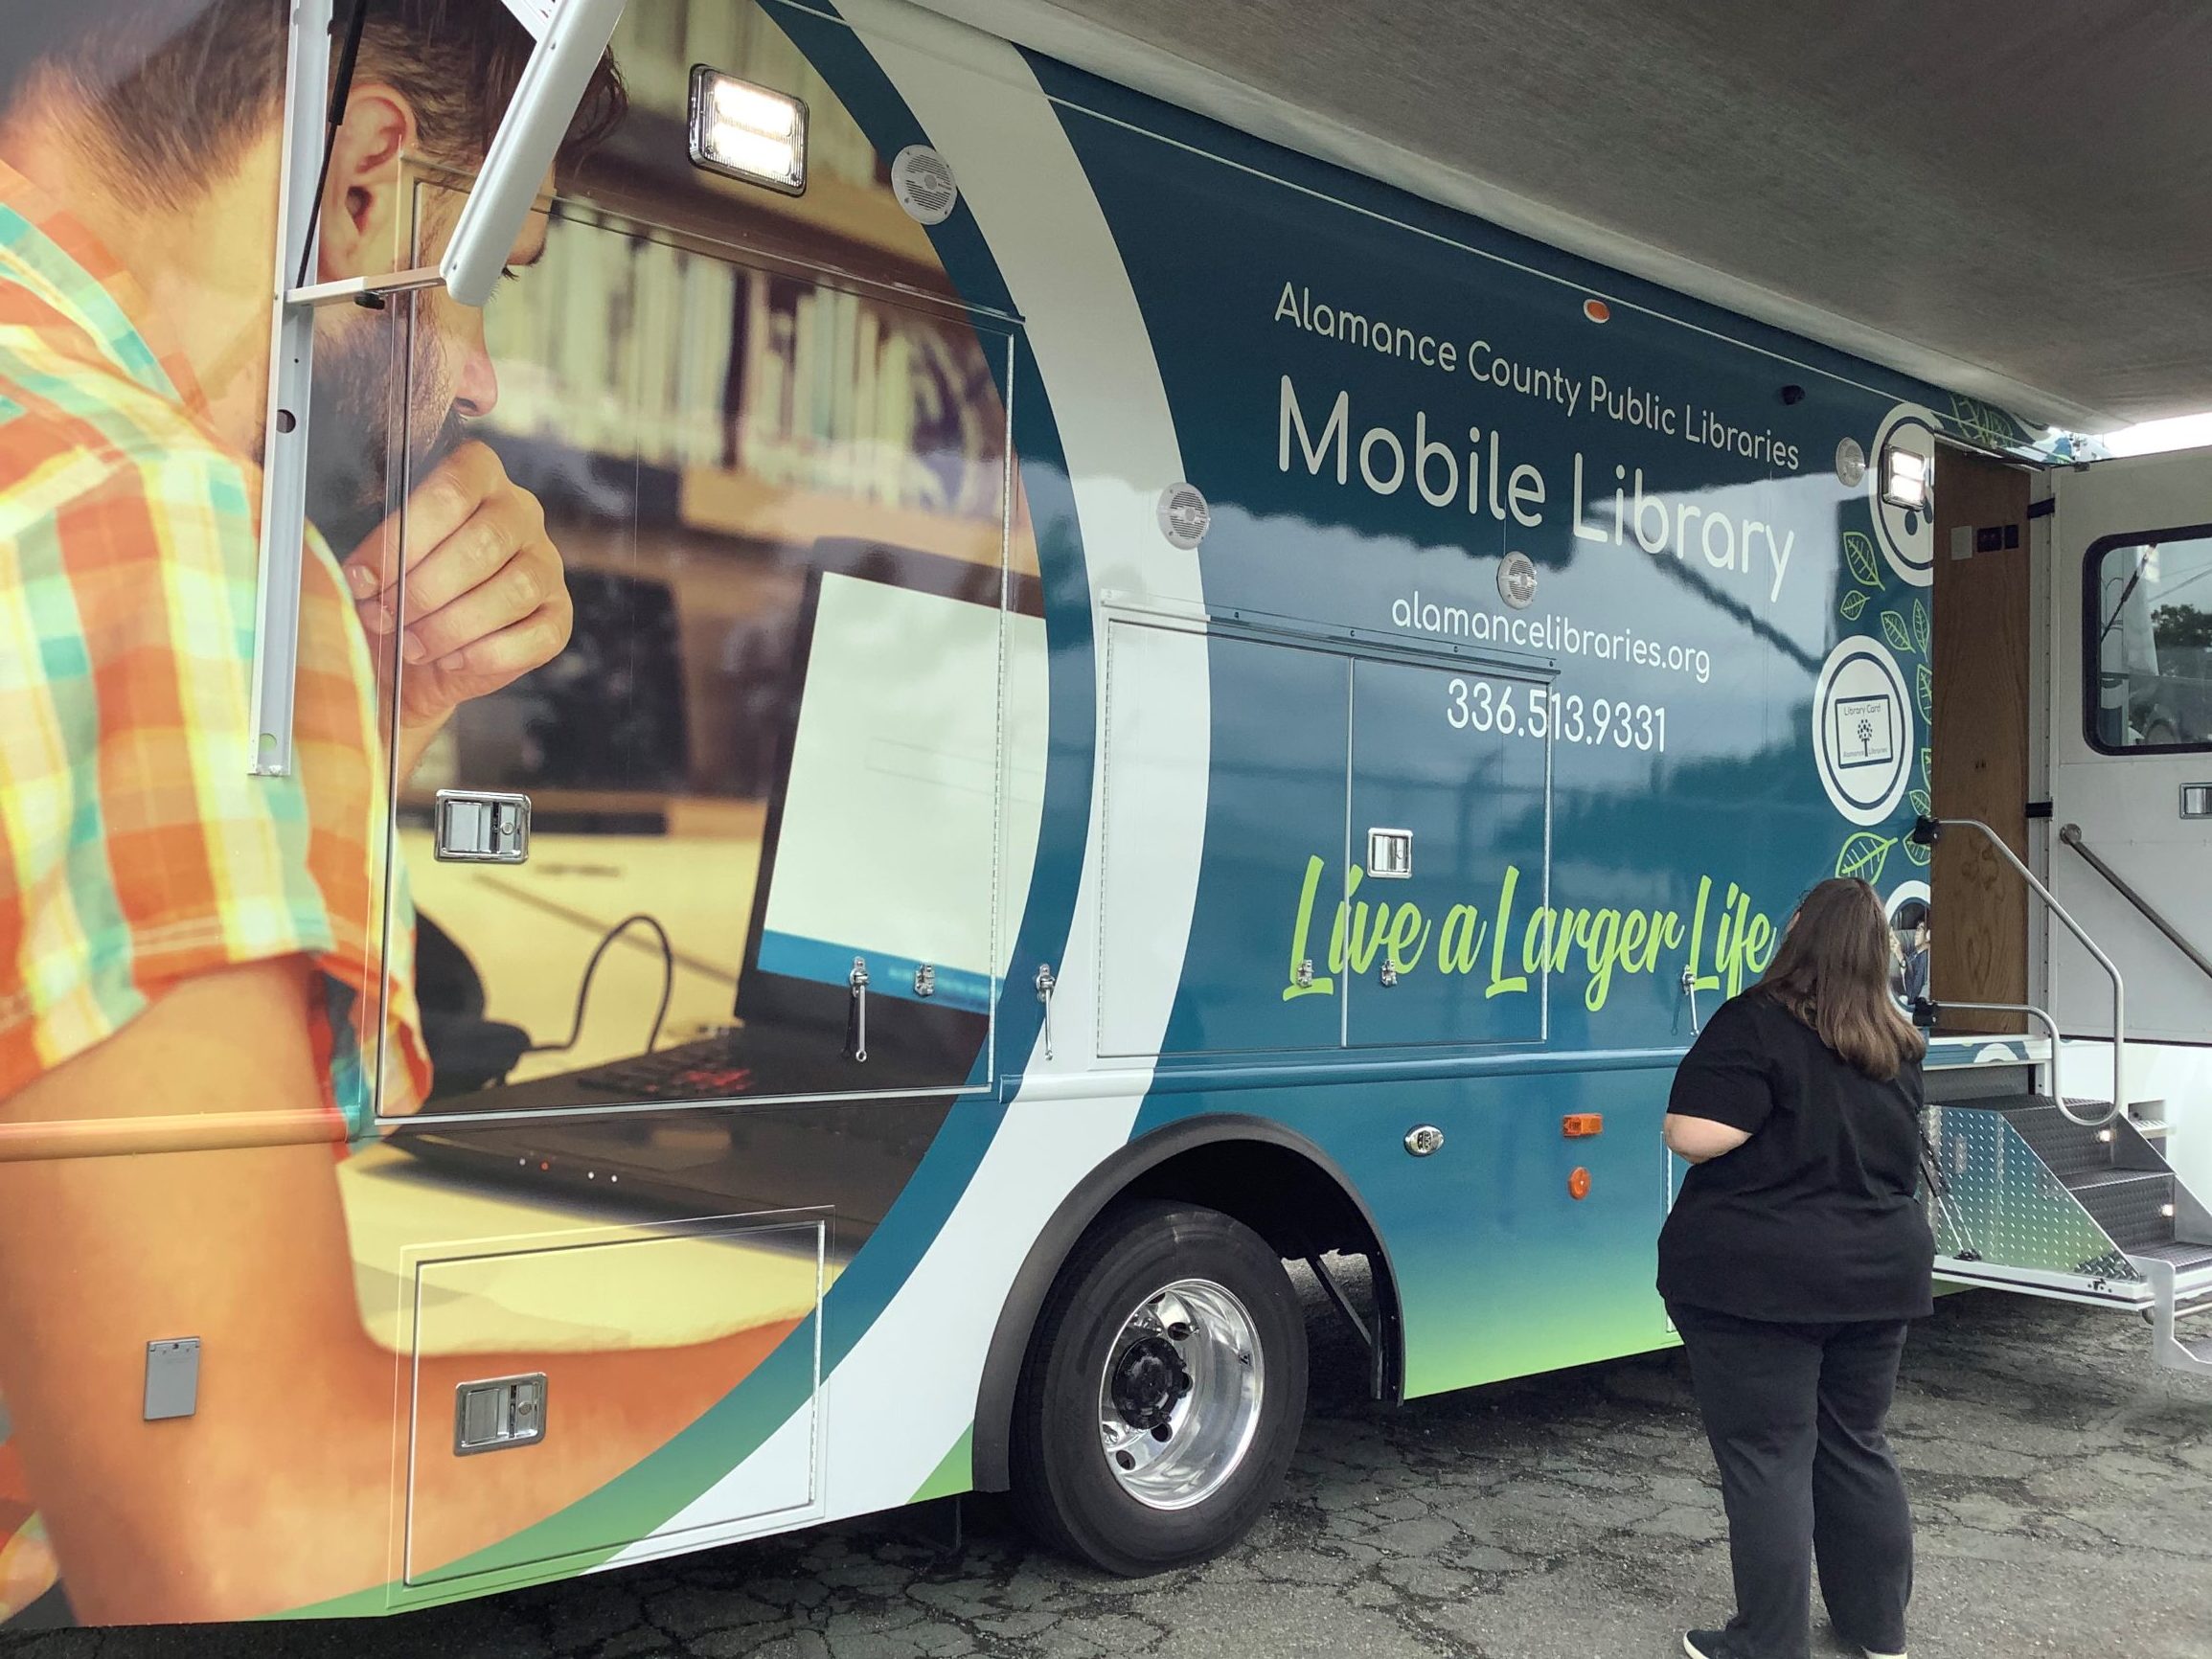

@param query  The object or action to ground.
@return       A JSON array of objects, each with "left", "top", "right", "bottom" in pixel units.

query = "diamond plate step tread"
[
  {"left": 2054, "top": 1098, "right": 2167, "bottom": 1134},
  {"left": 2067, "top": 1170, "right": 2176, "bottom": 1252},
  {"left": 2003, "top": 1095, "right": 2111, "bottom": 1123},
  {"left": 2064, "top": 1168, "right": 2171, "bottom": 1193},
  {"left": 2006, "top": 1108, "right": 2117, "bottom": 1179},
  {"left": 2132, "top": 1241, "right": 2212, "bottom": 1272}
]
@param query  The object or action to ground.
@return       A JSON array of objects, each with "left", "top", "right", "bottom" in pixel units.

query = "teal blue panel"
[{"left": 1347, "top": 656, "right": 1549, "bottom": 1048}]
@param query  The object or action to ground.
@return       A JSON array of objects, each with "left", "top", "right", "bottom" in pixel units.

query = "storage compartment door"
[
  {"left": 405, "top": 1219, "right": 823, "bottom": 1586},
  {"left": 1099, "top": 625, "right": 1352, "bottom": 1057}
]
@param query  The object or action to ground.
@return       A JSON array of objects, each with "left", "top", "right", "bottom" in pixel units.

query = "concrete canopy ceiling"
[{"left": 912, "top": 0, "right": 2212, "bottom": 434}]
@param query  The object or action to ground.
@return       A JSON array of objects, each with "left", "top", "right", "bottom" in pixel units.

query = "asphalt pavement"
[{"left": 5, "top": 1279, "right": 2208, "bottom": 1659}]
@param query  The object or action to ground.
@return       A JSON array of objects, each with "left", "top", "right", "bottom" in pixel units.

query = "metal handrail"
[
  {"left": 2059, "top": 823, "right": 2212, "bottom": 986},
  {"left": 1938, "top": 1000, "right": 2067, "bottom": 1115},
  {"left": 1917, "top": 817, "right": 2124, "bottom": 1128}
]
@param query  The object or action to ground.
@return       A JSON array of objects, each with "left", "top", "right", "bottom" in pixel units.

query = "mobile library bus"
[{"left": 0, "top": 0, "right": 2204, "bottom": 1627}]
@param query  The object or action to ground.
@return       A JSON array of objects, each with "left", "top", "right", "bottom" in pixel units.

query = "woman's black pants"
[{"left": 1669, "top": 1303, "right": 1915, "bottom": 1659}]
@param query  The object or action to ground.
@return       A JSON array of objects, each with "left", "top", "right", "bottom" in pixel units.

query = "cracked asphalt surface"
[{"left": 6, "top": 1282, "right": 2208, "bottom": 1659}]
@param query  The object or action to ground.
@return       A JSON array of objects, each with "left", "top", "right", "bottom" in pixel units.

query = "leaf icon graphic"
[
  {"left": 1881, "top": 611, "right": 1912, "bottom": 652},
  {"left": 1915, "top": 664, "right": 1933, "bottom": 720},
  {"left": 1840, "top": 590, "right": 1869, "bottom": 622},
  {"left": 1836, "top": 832, "right": 1898, "bottom": 884},
  {"left": 1949, "top": 394, "right": 2027, "bottom": 450},
  {"left": 1844, "top": 533, "right": 1881, "bottom": 588},
  {"left": 1909, "top": 789, "right": 1932, "bottom": 820},
  {"left": 1912, "top": 598, "right": 1931, "bottom": 654},
  {"left": 1904, "top": 837, "right": 1931, "bottom": 867},
  {"left": 1920, "top": 746, "right": 1932, "bottom": 787}
]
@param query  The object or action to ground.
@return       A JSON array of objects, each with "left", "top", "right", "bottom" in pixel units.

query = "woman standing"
[{"left": 1660, "top": 877, "right": 1932, "bottom": 1659}]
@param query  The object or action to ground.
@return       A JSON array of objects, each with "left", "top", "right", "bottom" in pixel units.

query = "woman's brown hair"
[{"left": 1755, "top": 877, "right": 1927, "bottom": 1079}]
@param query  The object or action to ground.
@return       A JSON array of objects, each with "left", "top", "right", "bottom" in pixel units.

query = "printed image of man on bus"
[{"left": 0, "top": 0, "right": 804, "bottom": 1625}]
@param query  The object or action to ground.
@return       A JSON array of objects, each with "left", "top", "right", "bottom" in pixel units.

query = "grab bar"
[
  {"left": 2059, "top": 823, "right": 2212, "bottom": 987},
  {"left": 1915, "top": 817, "right": 2123, "bottom": 1128}
]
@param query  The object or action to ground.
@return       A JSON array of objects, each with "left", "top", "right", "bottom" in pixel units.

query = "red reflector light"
[
  {"left": 1568, "top": 1167, "right": 1592, "bottom": 1200},
  {"left": 1583, "top": 298, "right": 1610, "bottom": 324}
]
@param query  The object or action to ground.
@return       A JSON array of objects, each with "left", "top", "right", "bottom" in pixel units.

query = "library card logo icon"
[
  {"left": 1813, "top": 636, "right": 1913, "bottom": 827},
  {"left": 893, "top": 146, "right": 959, "bottom": 225}
]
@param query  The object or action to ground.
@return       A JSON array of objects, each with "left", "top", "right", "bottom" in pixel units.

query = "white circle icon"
[
  {"left": 1868, "top": 403, "right": 1938, "bottom": 588},
  {"left": 1814, "top": 636, "right": 1914, "bottom": 826},
  {"left": 1883, "top": 878, "right": 1929, "bottom": 928}
]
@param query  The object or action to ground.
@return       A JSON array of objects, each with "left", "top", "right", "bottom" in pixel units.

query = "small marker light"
[
  {"left": 689, "top": 67, "right": 807, "bottom": 194},
  {"left": 1583, "top": 298, "right": 1610, "bottom": 324},
  {"left": 1568, "top": 1167, "right": 1592, "bottom": 1200}
]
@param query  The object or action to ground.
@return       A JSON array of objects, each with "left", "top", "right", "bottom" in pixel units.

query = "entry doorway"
[{"left": 1927, "top": 446, "right": 2033, "bottom": 1033}]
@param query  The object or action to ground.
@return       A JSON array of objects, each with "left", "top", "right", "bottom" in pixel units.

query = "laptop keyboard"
[{"left": 573, "top": 1044, "right": 757, "bottom": 1102}]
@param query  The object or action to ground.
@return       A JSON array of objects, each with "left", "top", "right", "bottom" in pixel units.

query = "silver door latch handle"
[
  {"left": 1036, "top": 963, "right": 1057, "bottom": 1061},
  {"left": 434, "top": 790, "right": 531, "bottom": 864},
  {"left": 848, "top": 957, "right": 870, "bottom": 1062}
]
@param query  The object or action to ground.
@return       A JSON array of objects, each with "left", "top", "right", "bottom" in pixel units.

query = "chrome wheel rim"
[{"left": 1096, "top": 1278, "right": 1264, "bottom": 1511}]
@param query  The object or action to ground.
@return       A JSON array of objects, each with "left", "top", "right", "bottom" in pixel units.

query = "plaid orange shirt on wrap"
[{"left": 0, "top": 157, "right": 434, "bottom": 1623}]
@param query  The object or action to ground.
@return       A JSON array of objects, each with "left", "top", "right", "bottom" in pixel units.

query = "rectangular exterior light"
[
  {"left": 1880, "top": 443, "right": 1931, "bottom": 513},
  {"left": 689, "top": 66, "right": 806, "bottom": 194}
]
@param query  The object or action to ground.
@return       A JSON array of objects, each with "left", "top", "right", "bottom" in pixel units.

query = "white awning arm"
[{"left": 246, "top": 0, "right": 627, "bottom": 776}]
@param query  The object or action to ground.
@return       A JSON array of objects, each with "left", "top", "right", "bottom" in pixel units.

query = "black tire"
[{"left": 1009, "top": 1200, "right": 1308, "bottom": 1576}]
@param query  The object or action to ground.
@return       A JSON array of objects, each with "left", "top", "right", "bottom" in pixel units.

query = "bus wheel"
[{"left": 1010, "top": 1200, "right": 1308, "bottom": 1576}]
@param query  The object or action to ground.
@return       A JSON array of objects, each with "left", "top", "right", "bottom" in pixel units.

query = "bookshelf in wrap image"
[{"left": 480, "top": 213, "right": 1004, "bottom": 526}]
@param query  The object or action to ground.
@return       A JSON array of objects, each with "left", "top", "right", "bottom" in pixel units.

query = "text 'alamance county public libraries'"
[{"left": 1273, "top": 284, "right": 1810, "bottom": 606}]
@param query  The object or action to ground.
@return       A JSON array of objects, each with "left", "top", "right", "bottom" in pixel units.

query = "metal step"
[
  {"left": 2133, "top": 1240, "right": 2212, "bottom": 1275},
  {"left": 1930, "top": 1095, "right": 2212, "bottom": 1382},
  {"left": 2059, "top": 1095, "right": 2172, "bottom": 1138},
  {"left": 2002, "top": 1099, "right": 2116, "bottom": 1180},
  {"left": 2064, "top": 1169, "right": 2177, "bottom": 1252}
]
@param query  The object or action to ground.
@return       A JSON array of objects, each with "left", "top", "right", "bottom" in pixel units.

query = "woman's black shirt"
[{"left": 1657, "top": 991, "right": 1935, "bottom": 1323}]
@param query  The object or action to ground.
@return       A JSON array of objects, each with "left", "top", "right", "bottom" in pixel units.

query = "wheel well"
[
  {"left": 1118, "top": 1140, "right": 1379, "bottom": 1262},
  {"left": 969, "top": 1118, "right": 1402, "bottom": 1492}
]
